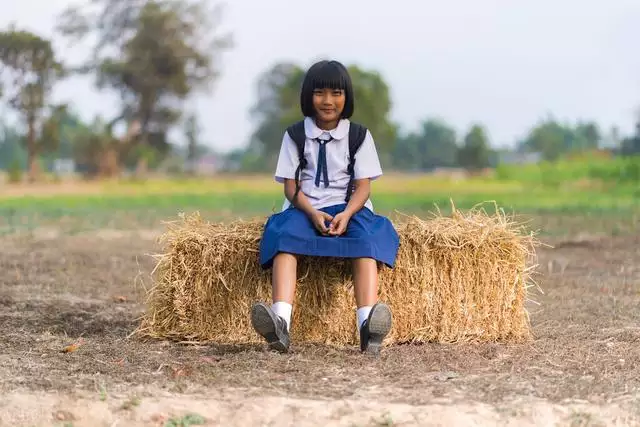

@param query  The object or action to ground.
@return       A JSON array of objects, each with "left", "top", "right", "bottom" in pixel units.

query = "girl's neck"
[{"left": 314, "top": 117, "right": 339, "bottom": 131}]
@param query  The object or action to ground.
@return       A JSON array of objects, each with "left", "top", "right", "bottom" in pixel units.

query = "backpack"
[{"left": 286, "top": 120, "right": 368, "bottom": 204}]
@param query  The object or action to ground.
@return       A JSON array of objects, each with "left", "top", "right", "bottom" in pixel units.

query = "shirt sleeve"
[
  {"left": 274, "top": 131, "right": 299, "bottom": 183},
  {"left": 353, "top": 130, "right": 383, "bottom": 180}
]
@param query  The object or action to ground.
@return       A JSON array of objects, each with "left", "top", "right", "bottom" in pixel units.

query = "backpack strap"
[
  {"left": 345, "top": 122, "right": 368, "bottom": 203},
  {"left": 285, "top": 120, "right": 307, "bottom": 203}
]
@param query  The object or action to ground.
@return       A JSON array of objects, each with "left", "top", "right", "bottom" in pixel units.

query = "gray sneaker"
[
  {"left": 359, "top": 303, "right": 392, "bottom": 355},
  {"left": 251, "top": 302, "right": 290, "bottom": 353}
]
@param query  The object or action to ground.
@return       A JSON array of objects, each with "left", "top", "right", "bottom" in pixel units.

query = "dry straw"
[{"left": 137, "top": 203, "right": 539, "bottom": 346}]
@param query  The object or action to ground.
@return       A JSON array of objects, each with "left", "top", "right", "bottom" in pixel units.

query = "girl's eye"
[{"left": 332, "top": 90, "right": 343, "bottom": 96}]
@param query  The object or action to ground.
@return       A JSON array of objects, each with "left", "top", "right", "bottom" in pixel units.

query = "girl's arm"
[
  {"left": 284, "top": 178, "right": 316, "bottom": 216},
  {"left": 343, "top": 178, "right": 371, "bottom": 218},
  {"left": 284, "top": 178, "right": 334, "bottom": 235}
]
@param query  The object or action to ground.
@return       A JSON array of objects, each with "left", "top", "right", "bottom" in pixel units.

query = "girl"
[{"left": 251, "top": 60, "right": 400, "bottom": 355}]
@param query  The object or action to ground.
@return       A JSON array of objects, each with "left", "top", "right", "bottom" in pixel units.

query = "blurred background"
[{"left": 1, "top": 0, "right": 639, "bottom": 235}]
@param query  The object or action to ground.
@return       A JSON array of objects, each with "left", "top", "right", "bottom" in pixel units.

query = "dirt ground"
[{"left": 1, "top": 225, "right": 639, "bottom": 426}]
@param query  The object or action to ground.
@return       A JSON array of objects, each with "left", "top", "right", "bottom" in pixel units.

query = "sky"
[{"left": 2, "top": 0, "right": 640, "bottom": 153}]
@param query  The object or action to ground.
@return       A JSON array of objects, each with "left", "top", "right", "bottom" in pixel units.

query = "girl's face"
[{"left": 312, "top": 88, "right": 345, "bottom": 125}]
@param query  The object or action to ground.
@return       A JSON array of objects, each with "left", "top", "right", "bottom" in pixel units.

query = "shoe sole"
[
  {"left": 251, "top": 303, "right": 289, "bottom": 353},
  {"left": 365, "top": 303, "right": 392, "bottom": 355}
]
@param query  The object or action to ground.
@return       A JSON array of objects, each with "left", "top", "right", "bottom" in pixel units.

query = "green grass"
[
  {"left": 495, "top": 155, "right": 640, "bottom": 186},
  {"left": 1, "top": 174, "right": 638, "bottom": 236}
]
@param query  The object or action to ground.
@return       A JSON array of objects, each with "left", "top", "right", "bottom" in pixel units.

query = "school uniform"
[{"left": 259, "top": 117, "right": 400, "bottom": 269}]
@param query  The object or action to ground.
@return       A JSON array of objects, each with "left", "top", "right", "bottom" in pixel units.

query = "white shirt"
[{"left": 275, "top": 117, "right": 383, "bottom": 211}]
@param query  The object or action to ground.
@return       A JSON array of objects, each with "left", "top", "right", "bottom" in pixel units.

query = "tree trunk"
[
  {"left": 135, "top": 154, "right": 148, "bottom": 179},
  {"left": 26, "top": 114, "right": 39, "bottom": 183},
  {"left": 98, "top": 147, "right": 120, "bottom": 178},
  {"left": 135, "top": 128, "right": 149, "bottom": 180}
]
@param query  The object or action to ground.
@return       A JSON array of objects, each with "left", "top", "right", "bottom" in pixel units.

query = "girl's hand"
[
  {"left": 310, "top": 210, "right": 333, "bottom": 235},
  {"left": 328, "top": 212, "right": 351, "bottom": 236}
]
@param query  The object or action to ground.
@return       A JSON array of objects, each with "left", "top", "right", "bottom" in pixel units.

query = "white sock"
[
  {"left": 271, "top": 301, "right": 292, "bottom": 331},
  {"left": 357, "top": 306, "right": 373, "bottom": 331}
]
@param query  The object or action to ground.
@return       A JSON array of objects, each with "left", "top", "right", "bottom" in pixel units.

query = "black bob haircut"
[{"left": 300, "top": 60, "right": 355, "bottom": 118}]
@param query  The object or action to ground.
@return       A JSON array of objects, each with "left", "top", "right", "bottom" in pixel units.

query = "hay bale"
[{"left": 137, "top": 206, "right": 538, "bottom": 345}]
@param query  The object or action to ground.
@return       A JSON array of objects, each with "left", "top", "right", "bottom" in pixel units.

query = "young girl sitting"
[{"left": 251, "top": 60, "right": 400, "bottom": 355}]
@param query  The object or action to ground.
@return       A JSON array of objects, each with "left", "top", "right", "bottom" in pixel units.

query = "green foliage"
[
  {"left": 347, "top": 65, "right": 397, "bottom": 162},
  {"left": 249, "top": 62, "right": 306, "bottom": 169},
  {"left": 164, "top": 413, "right": 206, "bottom": 427},
  {"left": 184, "top": 114, "right": 200, "bottom": 165},
  {"left": 125, "top": 144, "right": 161, "bottom": 170},
  {"left": 7, "top": 158, "right": 23, "bottom": 183},
  {"left": 0, "top": 122, "right": 26, "bottom": 170},
  {"left": 495, "top": 156, "right": 640, "bottom": 187},
  {"left": 0, "top": 28, "right": 65, "bottom": 181},
  {"left": 620, "top": 120, "right": 640, "bottom": 156},
  {"left": 393, "top": 118, "right": 458, "bottom": 170},
  {"left": 57, "top": 0, "right": 233, "bottom": 173},
  {"left": 519, "top": 118, "right": 602, "bottom": 161},
  {"left": 587, "top": 155, "right": 640, "bottom": 183},
  {"left": 458, "top": 124, "right": 491, "bottom": 171},
  {"left": 94, "top": 0, "right": 229, "bottom": 126},
  {"left": 0, "top": 29, "right": 63, "bottom": 97}
]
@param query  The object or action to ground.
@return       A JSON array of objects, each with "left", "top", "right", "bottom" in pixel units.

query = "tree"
[
  {"left": 393, "top": 119, "right": 458, "bottom": 171},
  {"left": 0, "top": 28, "right": 65, "bottom": 182},
  {"left": 574, "top": 121, "right": 601, "bottom": 151},
  {"left": 248, "top": 62, "right": 306, "bottom": 169},
  {"left": 57, "top": 0, "right": 233, "bottom": 174},
  {"left": 620, "top": 120, "right": 640, "bottom": 156},
  {"left": 0, "top": 120, "right": 26, "bottom": 171},
  {"left": 520, "top": 119, "right": 567, "bottom": 161},
  {"left": 184, "top": 114, "right": 197, "bottom": 172},
  {"left": 183, "top": 113, "right": 207, "bottom": 174},
  {"left": 520, "top": 118, "right": 603, "bottom": 161},
  {"left": 347, "top": 65, "right": 397, "bottom": 163},
  {"left": 248, "top": 61, "right": 397, "bottom": 171},
  {"left": 66, "top": 116, "right": 122, "bottom": 177},
  {"left": 458, "top": 124, "right": 491, "bottom": 171}
]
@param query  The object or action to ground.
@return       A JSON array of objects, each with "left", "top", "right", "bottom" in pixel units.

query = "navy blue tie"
[{"left": 314, "top": 137, "right": 332, "bottom": 188}]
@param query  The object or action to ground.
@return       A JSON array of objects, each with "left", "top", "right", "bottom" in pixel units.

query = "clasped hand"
[{"left": 310, "top": 210, "right": 350, "bottom": 236}]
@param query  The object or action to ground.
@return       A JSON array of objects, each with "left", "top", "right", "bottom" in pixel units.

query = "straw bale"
[{"left": 137, "top": 206, "right": 538, "bottom": 346}]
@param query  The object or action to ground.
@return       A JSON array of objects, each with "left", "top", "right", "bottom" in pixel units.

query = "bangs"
[{"left": 308, "top": 62, "right": 349, "bottom": 91}]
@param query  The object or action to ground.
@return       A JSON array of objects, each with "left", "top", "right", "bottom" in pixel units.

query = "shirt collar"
[{"left": 304, "top": 116, "right": 350, "bottom": 140}]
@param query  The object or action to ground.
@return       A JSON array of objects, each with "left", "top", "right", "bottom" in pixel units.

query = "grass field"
[
  {"left": 1, "top": 173, "right": 638, "bottom": 236},
  {"left": 1, "top": 173, "right": 639, "bottom": 426}
]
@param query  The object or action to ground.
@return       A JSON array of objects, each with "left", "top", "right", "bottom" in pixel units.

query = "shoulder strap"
[
  {"left": 348, "top": 122, "right": 368, "bottom": 160},
  {"left": 285, "top": 120, "right": 307, "bottom": 203},
  {"left": 345, "top": 122, "right": 368, "bottom": 202},
  {"left": 286, "top": 120, "right": 306, "bottom": 162}
]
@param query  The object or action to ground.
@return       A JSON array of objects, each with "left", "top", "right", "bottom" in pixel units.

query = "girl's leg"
[
  {"left": 352, "top": 257, "right": 392, "bottom": 354},
  {"left": 352, "top": 257, "right": 379, "bottom": 308},
  {"left": 272, "top": 252, "right": 297, "bottom": 303},
  {"left": 250, "top": 252, "right": 297, "bottom": 353},
  {"left": 271, "top": 252, "right": 297, "bottom": 330}
]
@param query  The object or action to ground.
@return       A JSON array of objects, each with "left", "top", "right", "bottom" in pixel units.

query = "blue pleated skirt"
[{"left": 259, "top": 204, "right": 400, "bottom": 269}]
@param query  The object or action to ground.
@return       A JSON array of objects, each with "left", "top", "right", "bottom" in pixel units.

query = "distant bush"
[
  {"left": 7, "top": 159, "right": 22, "bottom": 183},
  {"left": 587, "top": 156, "right": 640, "bottom": 183},
  {"left": 495, "top": 155, "right": 640, "bottom": 186}
]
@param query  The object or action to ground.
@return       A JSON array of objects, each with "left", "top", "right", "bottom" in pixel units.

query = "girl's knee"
[
  {"left": 274, "top": 252, "right": 298, "bottom": 265},
  {"left": 352, "top": 257, "right": 377, "bottom": 267}
]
